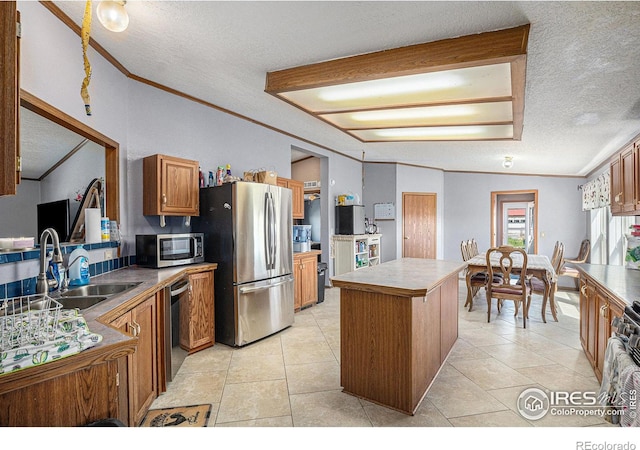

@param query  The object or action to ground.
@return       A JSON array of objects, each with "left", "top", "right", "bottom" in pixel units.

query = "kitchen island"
[{"left": 331, "top": 258, "right": 467, "bottom": 415}]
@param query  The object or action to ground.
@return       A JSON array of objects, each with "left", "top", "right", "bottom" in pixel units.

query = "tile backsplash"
[{"left": 0, "top": 241, "right": 135, "bottom": 299}]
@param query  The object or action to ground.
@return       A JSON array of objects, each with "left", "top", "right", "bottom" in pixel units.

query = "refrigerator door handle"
[
  {"left": 264, "top": 192, "right": 272, "bottom": 269},
  {"left": 238, "top": 276, "right": 294, "bottom": 294},
  {"left": 268, "top": 193, "right": 277, "bottom": 270}
]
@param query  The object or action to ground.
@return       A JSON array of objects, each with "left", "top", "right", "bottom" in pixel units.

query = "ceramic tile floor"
[{"left": 148, "top": 280, "right": 617, "bottom": 428}]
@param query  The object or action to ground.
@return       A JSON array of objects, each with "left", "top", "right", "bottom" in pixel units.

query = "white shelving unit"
[{"left": 332, "top": 234, "right": 382, "bottom": 276}]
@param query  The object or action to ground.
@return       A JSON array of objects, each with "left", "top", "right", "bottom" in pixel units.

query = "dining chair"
[
  {"left": 485, "top": 245, "right": 532, "bottom": 328},
  {"left": 470, "top": 239, "right": 479, "bottom": 257},
  {"left": 460, "top": 240, "right": 470, "bottom": 261},
  {"left": 558, "top": 239, "right": 590, "bottom": 289},
  {"left": 529, "top": 241, "right": 564, "bottom": 322}
]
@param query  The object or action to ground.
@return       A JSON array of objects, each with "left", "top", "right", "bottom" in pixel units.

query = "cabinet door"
[
  {"left": 621, "top": 145, "right": 636, "bottom": 213},
  {"left": 595, "top": 289, "right": 609, "bottom": 379},
  {"left": 0, "top": 3, "right": 18, "bottom": 196},
  {"left": 610, "top": 157, "right": 622, "bottom": 214},
  {"left": 110, "top": 295, "right": 158, "bottom": 426},
  {"left": 186, "top": 270, "right": 215, "bottom": 352},
  {"left": 131, "top": 295, "right": 158, "bottom": 425},
  {"left": 289, "top": 179, "right": 305, "bottom": 219},
  {"left": 161, "top": 156, "right": 199, "bottom": 215},
  {"left": 584, "top": 281, "right": 597, "bottom": 365},
  {"left": 293, "top": 257, "right": 302, "bottom": 311},
  {"left": 143, "top": 154, "right": 199, "bottom": 216},
  {"left": 300, "top": 256, "right": 318, "bottom": 308},
  {"left": 579, "top": 277, "right": 589, "bottom": 350}
]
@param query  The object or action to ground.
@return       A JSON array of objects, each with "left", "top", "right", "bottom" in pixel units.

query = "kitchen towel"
[{"left": 84, "top": 208, "right": 101, "bottom": 244}]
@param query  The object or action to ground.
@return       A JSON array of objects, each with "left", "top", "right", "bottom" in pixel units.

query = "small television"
[{"left": 37, "top": 199, "right": 70, "bottom": 243}]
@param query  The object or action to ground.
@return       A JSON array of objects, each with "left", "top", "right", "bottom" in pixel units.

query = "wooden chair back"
[
  {"left": 470, "top": 239, "right": 479, "bottom": 257},
  {"left": 565, "top": 239, "right": 590, "bottom": 264},
  {"left": 551, "top": 241, "right": 565, "bottom": 273},
  {"left": 485, "top": 245, "right": 531, "bottom": 327},
  {"left": 461, "top": 240, "right": 470, "bottom": 261}
]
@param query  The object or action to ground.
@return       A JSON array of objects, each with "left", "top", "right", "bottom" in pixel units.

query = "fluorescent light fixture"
[
  {"left": 352, "top": 125, "right": 514, "bottom": 142},
  {"left": 265, "top": 25, "right": 529, "bottom": 142}
]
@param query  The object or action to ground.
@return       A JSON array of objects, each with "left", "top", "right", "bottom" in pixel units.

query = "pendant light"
[{"left": 97, "top": 1, "right": 129, "bottom": 32}]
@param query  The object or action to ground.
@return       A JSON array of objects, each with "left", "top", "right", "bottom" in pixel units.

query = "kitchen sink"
[
  {"left": 57, "top": 296, "right": 109, "bottom": 310},
  {"left": 61, "top": 282, "right": 141, "bottom": 298}
]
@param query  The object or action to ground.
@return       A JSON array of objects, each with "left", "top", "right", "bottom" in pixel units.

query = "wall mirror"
[{"left": 0, "top": 90, "right": 119, "bottom": 244}]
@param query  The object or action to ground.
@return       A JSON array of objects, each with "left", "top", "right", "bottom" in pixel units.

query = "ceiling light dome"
[
  {"left": 97, "top": 1, "right": 129, "bottom": 32},
  {"left": 503, "top": 156, "right": 514, "bottom": 169}
]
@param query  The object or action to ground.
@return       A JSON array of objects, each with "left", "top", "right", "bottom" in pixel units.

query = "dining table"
[{"left": 464, "top": 251, "right": 558, "bottom": 322}]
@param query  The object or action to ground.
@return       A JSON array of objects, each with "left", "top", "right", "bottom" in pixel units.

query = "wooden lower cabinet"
[
  {"left": 110, "top": 294, "right": 159, "bottom": 426},
  {"left": 0, "top": 358, "right": 124, "bottom": 426},
  {"left": 180, "top": 269, "right": 215, "bottom": 353},
  {"left": 339, "top": 273, "right": 458, "bottom": 415},
  {"left": 293, "top": 253, "right": 318, "bottom": 311},
  {"left": 579, "top": 275, "right": 625, "bottom": 382}
]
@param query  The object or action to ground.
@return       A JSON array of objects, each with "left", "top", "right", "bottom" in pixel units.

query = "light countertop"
[{"left": 331, "top": 258, "right": 467, "bottom": 297}]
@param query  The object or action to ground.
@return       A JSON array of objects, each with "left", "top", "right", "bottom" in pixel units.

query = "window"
[{"left": 590, "top": 206, "right": 635, "bottom": 265}]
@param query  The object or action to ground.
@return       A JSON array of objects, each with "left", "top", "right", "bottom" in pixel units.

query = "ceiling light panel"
[
  {"left": 351, "top": 125, "right": 514, "bottom": 141},
  {"left": 279, "top": 64, "right": 513, "bottom": 113},
  {"left": 266, "top": 25, "right": 529, "bottom": 142},
  {"left": 321, "top": 101, "right": 514, "bottom": 129}
]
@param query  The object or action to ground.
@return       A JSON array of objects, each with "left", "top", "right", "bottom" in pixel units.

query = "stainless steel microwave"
[{"left": 136, "top": 233, "right": 204, "bottom": 268}]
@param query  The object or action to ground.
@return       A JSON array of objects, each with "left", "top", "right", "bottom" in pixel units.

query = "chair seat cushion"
[
  {"left": 528, "top": 277, "right": 546, "bottom": 292},
  {"left": 491, "top": 286, "right": 525, "bottom": 295},
  {"left": 560, "top": 267, "right": 579, "bottom": 278}
]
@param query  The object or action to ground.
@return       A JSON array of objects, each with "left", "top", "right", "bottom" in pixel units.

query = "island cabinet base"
[{"left": 340, "top": 273, "right": 458, "bottom": 415}]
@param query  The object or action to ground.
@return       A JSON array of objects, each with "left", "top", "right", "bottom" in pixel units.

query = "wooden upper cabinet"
[
  {"left": 143, "top": 154, "right": 199, "bottom": 216},
  {"left": 0, "top": 3, "right": 18, "bottom": 196},
  {"left": 610, "top": 156, "right": 622, "bottom": 214},
  {"left": 277, "top": 177, "right": 304, "bottom": 219},
  {"left": 621, "top": 144, "right": 636, "bottom": 213}
]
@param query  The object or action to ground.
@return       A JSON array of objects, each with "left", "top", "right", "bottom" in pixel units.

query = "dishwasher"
[{"left": 164, "top": 277, "right": 190, "bottom": 382}]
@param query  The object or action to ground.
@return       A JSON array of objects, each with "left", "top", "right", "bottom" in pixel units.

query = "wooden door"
[
  {"left": 289, "top": 179, "right": 304, "bottom": 219},
  {"left": 595, "top": 289, "right": 609, "bottom": 379},
  {"left": 130, "top": 295, "right": 158, "bottom": 425},
  {"left": 621, "top": 145, "right": 635, "bottom": 213},
  {"left": 579, "top": 277, "right": 589, "bottom": 351},
  {"left": 293, "top": 256, "right": 302, "bottom": 310},
  {"left": 585, "top": 281, "right": 597, "bottom": 366},
  {"left": 300, "top": 255, "right": 318, "bottom": 308},
  {"left": 161, "top": 156, "right": 199, "bottom": 215},
  {"left": 610, "top": 156, "right": 622, "bottom": 214},
  {"left": 111, "top": 297, "right": 158, "bottom": 426},
  {"left": 0, "top": 3, "right": 18, "bottom": 196},
  {"left": 186, "top": 270, "right": 215, "bottom": 352},
  {"left": 402, "top": 193, "right": 437, "bottom": 258}
]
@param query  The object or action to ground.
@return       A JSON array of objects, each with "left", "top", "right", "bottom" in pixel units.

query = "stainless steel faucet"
[{"left": 36, "top": 228, "right": 64, "bottom": 294}]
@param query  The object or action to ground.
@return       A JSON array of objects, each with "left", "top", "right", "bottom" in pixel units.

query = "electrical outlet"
[{"left": 104, "top": 249, "right": 113, "bottom": 260}]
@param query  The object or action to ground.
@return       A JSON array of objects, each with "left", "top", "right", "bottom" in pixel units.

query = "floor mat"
[{"left": 139, "top": 404, "right": 211, "bottom": 427}]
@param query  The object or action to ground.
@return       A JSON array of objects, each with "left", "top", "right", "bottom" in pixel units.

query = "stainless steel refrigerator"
[{"left": 192, "top": 181, "right": 294, "bottom": 347}]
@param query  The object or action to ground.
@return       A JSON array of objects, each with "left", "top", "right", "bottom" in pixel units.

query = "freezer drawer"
[{"left": 235, "top": 275, "right": 294, "bottom": 346}]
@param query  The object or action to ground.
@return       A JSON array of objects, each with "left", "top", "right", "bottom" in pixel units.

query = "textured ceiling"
[{"left": 49, "top": 1, "right": 640, "bottom": 176}]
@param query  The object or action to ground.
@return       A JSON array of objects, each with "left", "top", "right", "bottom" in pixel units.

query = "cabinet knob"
[
  {"left": 404, "top": 236, "right": 409, "bottom": 240},
  {"left": 162, "top": 194, "right": 167, "bottom": 205}
]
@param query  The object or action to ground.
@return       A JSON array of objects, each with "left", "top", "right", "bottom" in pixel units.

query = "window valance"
[{"left": 582, "top": 172, "right": 610, "bottom": 211}]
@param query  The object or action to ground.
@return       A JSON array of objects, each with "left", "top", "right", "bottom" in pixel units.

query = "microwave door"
[{"left": 159, "top": 236, "right": 191, "bottom": 260}]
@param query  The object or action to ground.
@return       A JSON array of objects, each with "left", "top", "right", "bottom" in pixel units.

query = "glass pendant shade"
[{"left": 97, "top": 1, "right": 129, "bottom": 32}]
